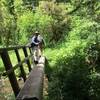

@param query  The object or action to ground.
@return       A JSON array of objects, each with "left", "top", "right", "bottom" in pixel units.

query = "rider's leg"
[
  {"left": 39, "top": 43, "right": 42, "bottom": 56},
  {"left": 38, "top": 48, "right": 41, "bottom": 57}
]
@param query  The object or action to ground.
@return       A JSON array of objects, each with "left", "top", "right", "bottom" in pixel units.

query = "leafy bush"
[
  {"left": 37, "top": 1, "right": 70, "bottom": 44},
  {"left": 0, "top": 0, "right": 16, "bottom": 46},
  {"left": 45, "top": 13, "right": 100, "bottom": 100}
]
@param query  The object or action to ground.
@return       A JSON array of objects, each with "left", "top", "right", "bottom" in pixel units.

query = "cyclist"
[{"left": 31, "top": 31, "right": 44, "bottom": 63}]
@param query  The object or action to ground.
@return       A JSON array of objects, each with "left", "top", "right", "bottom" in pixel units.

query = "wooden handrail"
[
  {"left": 0, "top": 45, "right": 30, "bottom": 53},
  {"left": 0, "top": 45, "right": 32, "bottom": 97},
  {"left": 1, "top": 49, "right": 20, "bottom": 97},
  {"left": 2, "top": 55, "right": 32, "bottom": 76},
  {"left": 0, "top": 44, "right": 46, "bottom": 100}
]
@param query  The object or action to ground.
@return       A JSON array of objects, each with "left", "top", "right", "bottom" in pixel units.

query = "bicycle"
[{"left": 33, "top": 44, "right": 42, "bottom": 64}]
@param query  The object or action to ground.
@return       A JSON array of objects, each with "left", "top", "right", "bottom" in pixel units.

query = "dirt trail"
[{"left": 0, "top": 77, "right": 24, "bottom": 100}]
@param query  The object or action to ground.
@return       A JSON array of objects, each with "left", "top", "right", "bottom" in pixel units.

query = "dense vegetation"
[{"left": 0, "top": 0, "right": 100, "bottom": 100}]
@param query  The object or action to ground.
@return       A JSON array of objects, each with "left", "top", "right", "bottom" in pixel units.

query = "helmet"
[{"left": 35, "top": 31, "right": 39, "bottom": 34}]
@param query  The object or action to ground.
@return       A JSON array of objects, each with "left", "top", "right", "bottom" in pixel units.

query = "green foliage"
[
  {"left": 0, "top": 0, "right": 14, "bottom": 46},
  {"left": 14, "top": 0, "right": 24, "bottom": 15},
  {"left": 38, "top": 1, "right": 70, "bottom": 43},
  {"left": 0, "top": 0, "right": 70, "bottom": 46},
  {"left": 17, "top": 11, "right": 34, "bottom": 44},
  {"left": 48, "top": 53, "right": 90, "bottom": 100},
  {"left": 45, "top": 12, "right": 100, "bottom": 99},
  {"left": 17, "top": 1, "right": 70, "bottom": 45}
]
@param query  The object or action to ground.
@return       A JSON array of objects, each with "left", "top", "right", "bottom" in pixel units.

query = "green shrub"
[{"left": 45, "top": 14, "right": 100, "bottom": 100}]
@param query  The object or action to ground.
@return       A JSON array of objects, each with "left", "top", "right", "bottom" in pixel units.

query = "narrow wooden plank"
[{"left": 16, "top": 57, "right": 45, "bottom": 100}]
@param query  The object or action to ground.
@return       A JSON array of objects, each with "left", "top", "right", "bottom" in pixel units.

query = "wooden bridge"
[{"left": 0, "top": 45, "right": 46, "bottom": 100}]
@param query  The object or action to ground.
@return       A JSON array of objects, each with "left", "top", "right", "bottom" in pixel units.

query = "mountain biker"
[{"left": 31, "top": 31, "right": 44, "bottom": 63}]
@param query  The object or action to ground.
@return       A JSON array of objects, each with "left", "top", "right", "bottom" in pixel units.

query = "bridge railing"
[
  {"left": 0, "top": 45, "right": 46, "bottom": 100},
  {"left": 16, "top": 60, "right": 45, "bottom": 100},
  {"left": 0, "top": 45, "right": 32, "bottom": 97}
]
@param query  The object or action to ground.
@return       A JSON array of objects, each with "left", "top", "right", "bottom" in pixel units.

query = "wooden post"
[
  {"left": 1, "top": 50, "right": 20, "bottom": 97},
  {"left": 29, "top": 47, "right": 32, "bottom": 54},
  {"left": 15, "top": 49, "right": 26, "bottom": 82},
  {"left": 23, "top": 47, "right": 32, "bottom": 72}
]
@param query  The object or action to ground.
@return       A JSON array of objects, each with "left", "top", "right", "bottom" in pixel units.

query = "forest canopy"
[{"left": 0, "top": 0, "right": 99, "bottom": 46}]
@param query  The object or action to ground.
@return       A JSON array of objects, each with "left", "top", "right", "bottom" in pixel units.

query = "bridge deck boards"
[{"left": 16, "top": 57, "right": 45, "bottom": 100}]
